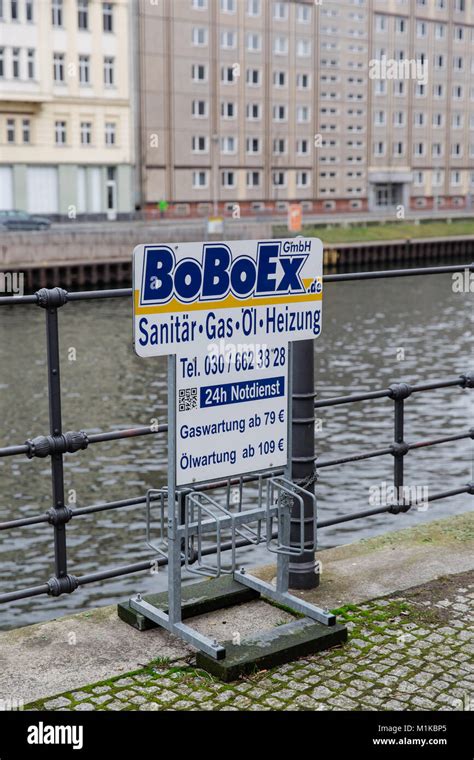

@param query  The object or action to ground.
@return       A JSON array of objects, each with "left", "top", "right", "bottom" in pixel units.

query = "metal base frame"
[{"left": 129, "top": 349, "right": 334, "bottom": 661}]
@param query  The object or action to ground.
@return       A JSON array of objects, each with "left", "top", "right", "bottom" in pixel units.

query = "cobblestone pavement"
[{"left": 28, "top": 571, "right": 473, "bottom": 712}]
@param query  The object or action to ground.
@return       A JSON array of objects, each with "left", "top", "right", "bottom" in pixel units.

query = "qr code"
[{"left": 179, "top": 387, "right": 198, "bottom": 412}]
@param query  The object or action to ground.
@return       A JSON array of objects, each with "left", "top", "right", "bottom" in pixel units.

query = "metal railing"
[{"left": 0, "top": 262, "right": 472, "bottom": 606}]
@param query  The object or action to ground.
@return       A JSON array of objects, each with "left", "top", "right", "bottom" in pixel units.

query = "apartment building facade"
[
  {"left": 137, "top": 0, "right": 474, "bottom": 218},
  {"left": 0, "top": 0, "right": 136, "bottom": 218}
]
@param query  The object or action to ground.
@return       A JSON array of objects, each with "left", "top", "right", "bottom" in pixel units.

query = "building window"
[
  {"left": 27, "top": 49, "right": 35, "bottom": 79},
  {"left": 55, "top": 120, "right": 67, "bottom": 145},
  {"left": 80, "top": 121, "right": 92, "bottom": 145},
  {"left": 105, "top": 121, "right": 116, "bottom": 146},
  {"left": 79, "top": 55, "right": 90, "bottom": 85},
  {"left": 246, "top": 137, "right": 260, "bottom": 154},
  {"left": 394, "top": 141, "right": 404, "bottom": 156},
  {"left": 416, "top": 21, "right": 427, "bottom": 38},
  {"left": 52, "top": 0, "right": 63, "bottom": 26},
  {"left": 273, "top": 36, "right": 288, "bottom": 55},
  {"left": 192, "top": 64, "right": 207, "bottom": 82},
  {"left": 432, "top": 143, "right": 442, "bottom": 158},
  {"left": 374, "top": 141, "right": 385, "bottom": 156},
  {"left": 104, "top": 56, "right": 114, "bottom": 86},
  {"left": 220, "top": 0, "right": 236, "bottom": 12},
  {"left": 433, "top": 113, "right": 443, "bottom": 127},
  {"left": 272, "top": 104, "right": 287, "bottom": 121},
  {"left": 22, "top": 118, "right": 30, "bottom": 143},
  {"left": 53, "top": 53, "right": 65, "bottom": 83},
  {"left": 103, "top": 1, "right": 113, "bottom": 32},
  {"left": 192, "top": 0, "right": 207, "bottom": 8},
  {"left": 246, "top": 102, "right": 261, "bottom": 120},
  {"left": 192, "top": 135, "right": 208, "bottom": 153},
  {"left": 222, "top": 66, "right": 236, "bottom": 83},
  {"left": 273, "top": 71, "right": 286, "bottom": 87},
  {"left": 193, "top": 100, "right": 208, "bottom": 118},
  {"left": 395, "top": 18, "right": 406, "bottom": 33},
  {"left": 451, "top": 171, "right": 461, "bottom": 186},
  {"left": 0, "top": 48, "right": 4, "bottom": 78},
  {"left": 221, "top": 171, "right": 235, "bottom": 188},
  {"left": 246, "top": 170, "right": 261, "bottom": 187},
  {"left": 246, "top": 68, "right": 260, "bottom": 86},
  {"left": 6, "top": 118, "right": 15, "bottom": 143},
  {"left": 192, "top": 27, "right": 208, "bottom": 46},
  {"left": 221, "top": 135, "right": 237, "bottom": 154},
  {"left": 246, "top": 32, "right": 261, "bottom": 52},
  {"left": 10, "top": 0, "right": 18, "bottom": 20},
  {"left": 272, "top": 171, "right": 286, "bottom": 187},
  {"left": 296, "top": 39, "right": 311, "bottom": 57},
  {"left": 192, "top": 170, "right": 208, "bottom": 188},
  {"left": 220, "top": 101, "right": 236, "bottom": 119},
  {"left": 296, "top": 171, "right": 310, "bottom": 188},
  {"left": 12, "top": 48, "right": 20, "bottom": 79},
  {"left": 246, "top": 0, "right": 260, "bottom": 16},
  {"left": 273, "top": 138, "right": 286, "bottom": 155},
  {"left": 296, "top": 72, "right": 310, "bottom": 89},
  {"left": 221, "top": 30, "right": 237, "bottom": 49},
  {"left": 78, "top": 0, "right": 88, "bottom": 30},
  {"left": 375, "top": 110, "right": 386, "bottom": 126},
  {"left": 26, "top": 0, "right": 33, "bottom": 21},
  {"left": 296, "top": 105, "right": 310, "bottom": 123},
  {"left": 435, "top": 24, "right": 445, "bottom": 40},
  {"left": 296, "top": 3, "right": 311, "bottom": 24},
  {"left": 296, "top": 138, "right": 309, "bottom": 155},
  {"left": 273, "top": 2, "right": 288, "bottom": 21}
]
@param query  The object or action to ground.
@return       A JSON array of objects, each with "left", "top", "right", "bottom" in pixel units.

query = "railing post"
[
  {"left": 37, "top": 288, "right": 72, "bottom": 584},
  {"left": 290, "top": 338, "right": 319, "bottom": 589},
  {"left": 390, "top": 383, "right": 412, "bottom": 512}
]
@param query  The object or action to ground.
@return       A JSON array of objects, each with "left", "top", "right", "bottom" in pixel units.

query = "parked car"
[{"left": 0, "top": 210, "right": 51, "bottom": 231}]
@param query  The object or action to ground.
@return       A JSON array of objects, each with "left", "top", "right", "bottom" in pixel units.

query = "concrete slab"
[
  {"left": 0, "top": 511, "right": 471, "bottom": 703},
  {"left": 196, "top": 617, "right": 348, "bottom": 682}
]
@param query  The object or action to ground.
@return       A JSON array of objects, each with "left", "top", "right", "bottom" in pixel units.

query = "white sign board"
[{"left": 133, "top": 238, "right": 323, "bottom": 486}]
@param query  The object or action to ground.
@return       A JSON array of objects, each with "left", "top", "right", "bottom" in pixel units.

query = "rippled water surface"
[{"left": 0, "top": 268, "right": 472, "bottom": 628}]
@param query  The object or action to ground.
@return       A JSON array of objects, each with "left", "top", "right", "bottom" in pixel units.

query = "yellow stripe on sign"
[{"left": 134, "top": 288, "right": 323, "bottom": 315}]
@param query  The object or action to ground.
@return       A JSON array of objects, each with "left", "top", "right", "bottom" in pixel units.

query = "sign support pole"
[
  {"left": 289, "top": 338, "right": 319, "bottom": 590},
  {"left": 167, "top": 354, "right": 181, "bottom": 624}
]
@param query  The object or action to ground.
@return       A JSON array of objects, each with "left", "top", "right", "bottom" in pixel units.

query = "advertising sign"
[{"left": 133, "top": 238, "right": 323, "bottom": 485}]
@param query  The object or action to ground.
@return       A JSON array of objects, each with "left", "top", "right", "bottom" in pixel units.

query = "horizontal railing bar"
[
  {"left": 0, "top": 444, "right": 29, "bottom": 458},
  {"left": 317, "top": 485, "right": 471, "bottom": 527},
  {"left": 0, "top": 424, "right": 168, "bottom": 459},
  {"left": 315, "top": 375, "right": 468, "bottom": 408},
  {"left": 0, "top": 264, "right": 472, "bottom": 307},
  {"left": 407, "top": 432, "right": 473, "bottom": 450},
  {"left": 0, "top": 583, "right": 50, "bottom": 603},
  {"left": 317, "top": 430, "right": 473, "bottom": 469},
  {"left": 324, "top": 263, "right": 473, "bottom": 283},
  {"left": 0, "top": 513, "right": 50, "bottom": 531},
  {"left": 87, "top": 425, "right": 167, "bottom": 444},
  {"left": 317, "top": 447, "right": 394, "bottom": 468},
  {"left": 315, "top": 390, "right": 391, "bottom": 407}
]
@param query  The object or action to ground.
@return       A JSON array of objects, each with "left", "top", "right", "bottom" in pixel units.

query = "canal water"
[{"left": 0, "top": 266, "right": 472, "bottom": 628}]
